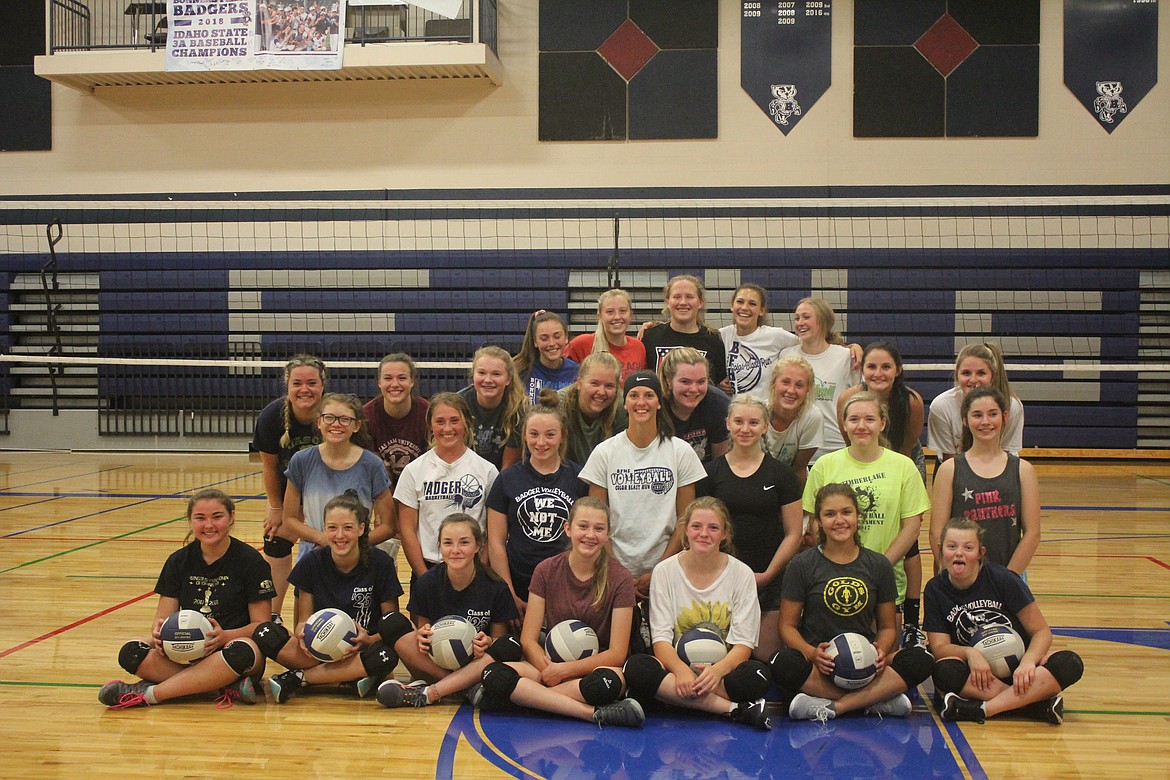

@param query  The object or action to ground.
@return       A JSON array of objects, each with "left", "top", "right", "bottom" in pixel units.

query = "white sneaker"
[
  {"left": 788, "top": 693, "right": 836, "bottom": 723},
  {"left": 864, "top": 693, "right": 912, "bottom": 718}
]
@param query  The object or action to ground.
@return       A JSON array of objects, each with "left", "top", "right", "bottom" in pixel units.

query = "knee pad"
[
  {"left": 479, "top": 662, "right": 521, "bottom": 711},
  {"left": 221, "top": 640, "right": 258, "bottom": 676},
  {"left": 769, "top": 648, "right": 812, "bottom": 700},
  {"left": 904, "top": 544, "right": 921, "bottom": 560},
  {"left": 931, "top": 658, "right": 970, "bottom": 695},
  {"left": 360, "top": 641, "right": 399, "bottom": 678},
  {"left": 622, "top": 654, "right": 667, "bottom": 704},
  {"left": 724, "top": 660, "right": 772, "bottom": 703},
  {"left": 118, "top": 640, "right": 152, "bottom": 675},
  {"left": 377, "top": 611, "right": 414, "bottom": 645},
  {"left": 486, "top": 635, "right": 522, "bottom": 663},
  {"left": 890, "top": 646, "right": 934, "bottom": 688},
  {"left": 252, "top": 621, "right": 292, "bottom": 659},
  {"left": 1043, "top": 650, "right": 1084, "bottom": 690},
  {"left": 580, "top": 668, "right": 624, "bottom": 706},
  {"left": 263, "top": 535, "right": 293, "bottom": 557}
]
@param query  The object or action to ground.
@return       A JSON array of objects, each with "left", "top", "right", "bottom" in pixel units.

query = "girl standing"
[
  {"left": 458, "top": 346, "right": 527, "bottom": 470},
  {"left": 778, "top": 298, "right": 861, "bottom": 460},
  {"left": 553, "top": 351, "right": 626, "bottom": 467},
  {"left": 930, "top": 387, "right": 1041, "bottom": 574},
  {"left": 623, "top": 498, "right": 774, "bottom": 730},
  {"left": 514, "top": 311, "right": 580, "bottom": 405},
  {"left": 362, "top": 353, "right": 430, "bottom": 489},
  {"left": 719, "top": 282, "right": 798, "bottom": 401},
  {"left": 396, "top": 392, "right": 499, "bottom": 579},
  {"left": 700, "top": 395, "right": 804, "bottom": 660},
  {"left": 475, "top": 498, "right": 644, "bottom": 727},
  {"left": 928, "top": 342, "right": 1025, "bottom": 460},
  {"left": 99, "top": 490, "right": 275, "bottom": 709},
  {"left": 377, "top": 513, "right": 521, "bottom": 708},
  {"left": 640, "top": 275, "right": 728, "bottom": 386},
  {"left": 563, "top": 288, "right": 646, "bottom": 383},
  {"left": 927, "top": 518, "right": 1082, "bottom": 724},
  {"left": 771, "top": 484, "right": 934, "bottom": 721},
  {"left": 764, "top": 355, "right": 823, "bottom": 482},
  {"left": 257, "top": 495, "right": 403, "bottom": 703},
  {"left": 252, "top": 354, "right": 326, "bottom": 618},
  {"left": 659, "top": 346, "right": 731, "bottom": 465}
]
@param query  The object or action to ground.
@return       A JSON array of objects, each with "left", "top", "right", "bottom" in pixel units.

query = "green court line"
[
  {"left": 1034, "top": 593, "right": 1170, "bottom": 600},
  {"left": 66, "top": 575, "right": 156, "bottom": 580},
  {"left": 0, "top": 515, "right": 185, "bottom": 574},
  {"left": 0, "top": 680, "right": 100, "bottom": 689}
]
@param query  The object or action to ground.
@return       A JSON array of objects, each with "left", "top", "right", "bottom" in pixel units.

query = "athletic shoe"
[
  {"left": 377, "top": 679, "right": 429, "bottom": 708},
  {"left": 268, "top": 670, "right": 305, "bottom": 704},
  {"left": 464, "top": 682, "right": 484, "bottom": 708},
  {"left": 593, "top": 697, "right": 645, "bottom": 728},
  {"left": 900, "top": 624, "right": 927, "bottom": 651},
  {"left": 864, "top": 693, "right": 912, "bottom": 718},
  {"left": 940, "top": 692, "right": 986, "bottom": 724},
  {"left": 355, "top": 675, "right": 381, "bottom": 699},
  {"left": 270, "top": 612, "right": 284, "bottom": 626},
  {"left": 215, "top": 676, "right": 258, "bottom": 709},
  {"left": 98, "top": 680, "right": 151, "bottom": 709},
  {"left": 728, "top": 698, "right": 772, "bottom": 730},
  {"left": 1037, "top": 694, "right": 1064, "bottom": 725},
  {"left": 788, "top": 693, "right": 836, "bottom": 723}
]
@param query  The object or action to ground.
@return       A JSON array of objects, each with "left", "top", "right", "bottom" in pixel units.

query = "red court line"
[
  {"left": 0, "top": 591, "right": 154, "bottom": 660},
  {"left": 1034, "top": 553, "right": 1170, "bottom": 569},
  {"left": 0, "top": 537, "right": 179, "bottom": 544}
]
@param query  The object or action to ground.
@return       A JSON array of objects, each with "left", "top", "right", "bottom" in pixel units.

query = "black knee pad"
[
  {"left": 479, "top": 662, "right": 521, "bottom": 711},
  {"left": 377, "top": 611, "right": 414, "bottom": 645},
  {"left": 118, "top": 640, "right": 152, "bottom": 675},
  {"left": 904, "top": 544, "right": 921, "bottom": 560},
  {"left": 724, "top": 660, "right": 772, "bottom": 703},
  {"left": 622, "top": 654, "right": 667, "bottom": 704},
  {"left": 360, "top": 641, "right": 399, "bottom": 678},
  {"left": 486, "top": 634, "right": 522, "bottom": 663},
  {"left": 890, "top": 645, "right": 934, "bottom": 688},
  {"left": 252, "top": 621, "right": 292, "bottom": 659},
  {"left": 263, "top": 535, "right": 293, "bottom": 557},
  {"left": 580, "top": 668, "right": 624, "bottom": 706},
  {"left": 221, "top": 640, "right": 258, "bottom": 676},
  {"left": 931, "top": 658, "right": 970, "bottom": 694},
  {"left": 1043, "top": 650, "right": 1084, "bottom": 690},
  {"left": 769, "top": 648, "right": 813, "bottom": 699}
]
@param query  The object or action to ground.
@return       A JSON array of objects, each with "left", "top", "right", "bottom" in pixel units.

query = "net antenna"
[
  {"left": 606, "top": 215, "right": 620, "bottom": 290},
  {"left": 41, "top": 218, "right": 65, "bottom": 416}
]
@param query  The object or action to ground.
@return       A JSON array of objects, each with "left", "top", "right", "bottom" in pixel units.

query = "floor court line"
[
  {"left": 0, "top": 515, "right": 185, "bottom": 574},
  {"left": 0, "top": 496, "right": 67, "bottom": 513},
  {"left": 0, "top": 591, "right": 154, "bottom": 660},
  {"left": 1042, "top": 505, "right": 1170, "bottom": 512},
  {"left": 0, "top": 464, "right": 131, "bottom": 492}
]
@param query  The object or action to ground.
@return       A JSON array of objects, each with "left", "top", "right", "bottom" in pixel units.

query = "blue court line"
[
  {"left": 0, "top": 491, "right": 264, "bottom": 500},
  {"left": 1042, "top": 506, "right": 1170, "bottom": 512},
  {"left": 942, "top": 720, "right": 990, "bottom": 780},
  {"left": 0, "top": 464, "right": 130, "bottom": 491},
  {"left": 0, "top": 496, "right": 66, "bottom": 513},
  {"left": 1052, "top": 626, "right": 1170, "bottom": 652}
]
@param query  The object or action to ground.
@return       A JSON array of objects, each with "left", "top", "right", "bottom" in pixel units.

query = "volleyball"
[
  {"left": 303, "top": 608, "right": 358, "bottom": 663},
  {"left": 825, "top": 632, "right": 878, "bottom": 689},
  {"left": 429, "top": 615, "right": 477, "bottom": 670},
  {"left": 971, "top": 624, "right": 1026, "bottom": 678},
  {"left": 676, "top": 624, "right": 728, "bottom": 669},
  {"left": 544, "top": 620, "right": 599, "bottom": 663},
  {"left": 159, "top": 609, "right": 214, "bottom": 665}
]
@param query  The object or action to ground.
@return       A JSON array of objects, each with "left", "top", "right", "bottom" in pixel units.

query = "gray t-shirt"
[{"left": 781, "top": 546, "right": 897, "bottom": 646}]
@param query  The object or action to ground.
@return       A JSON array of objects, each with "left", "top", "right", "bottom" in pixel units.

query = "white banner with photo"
[{"left": 166, "top": 0, "right": 346, "bottom": 71}]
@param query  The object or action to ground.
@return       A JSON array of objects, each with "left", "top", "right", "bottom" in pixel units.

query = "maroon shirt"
[
  {"left": 362, "top": 396, "right": 429, "bottom": 488},
  {"left": 529, "top": 551, "right": 635, "bottom": 651}
]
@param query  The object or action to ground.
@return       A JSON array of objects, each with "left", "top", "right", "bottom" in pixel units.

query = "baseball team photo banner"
[
  {"left": 741, "top": 0, "right": 833, "bottom": 135},
  {"left": 1064, "top": 0, "right": 1158, "bottom": 132},
  {"left": 167, "top": 0, "right": 346, "bottom": 72}
]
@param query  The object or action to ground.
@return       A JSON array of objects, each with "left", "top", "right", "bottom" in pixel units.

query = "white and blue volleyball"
[
  {"left": 429, "top": 615, "right": 477, "bottom": 670},
  {"left": 545, "top": 620, "right": 599, "bottom": 663},
  {"left": 159, "top": 609, "right": 214, "bottom": 665},
  {"left": 971, "top": 624, "right": 1025, "bottom": 678},
  {"left": 826, "top": 632, "right": 878, "bottom": 689},
  {"left": 303, "top": 608, "right": 358, "bottom": 663},
  {"left": 676, "top": 624, "right": 728, "bottom": 669}
]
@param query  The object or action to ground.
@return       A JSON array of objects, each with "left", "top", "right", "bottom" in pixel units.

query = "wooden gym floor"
[{"left": 1, "top": 451, "right": 1168, "bottom": 779}]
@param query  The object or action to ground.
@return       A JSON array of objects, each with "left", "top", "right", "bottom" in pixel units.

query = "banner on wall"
[
  {"left": 741, "top": 0, "right": 833, "bottom": 135},
  {"left": 1064, "top": 0, "right": 1158, "bottom": 133},
  {"left": 166, "top": 0, "right": 346, "bottom": 72}
]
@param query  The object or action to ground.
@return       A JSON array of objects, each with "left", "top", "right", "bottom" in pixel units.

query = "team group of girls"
[{"left": 99, "top": 276, "right": 1081, "bottom": 730}]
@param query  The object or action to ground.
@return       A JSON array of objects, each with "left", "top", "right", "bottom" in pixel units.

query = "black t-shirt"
[
  {"left": 457, "top": 386, "right": 522, "bottom": 470},
  {"left": 923, "top": 562, "right": 1035, "bottom": 646},
  {"left": 781, "top": 546, "right": 897, "bottom": 646},
  {"left": 669, "top": 387, "right": 731, "bottom": 464},
  {"left": 641, "top": 324, "right": 728, "bottom": 386},
  {"left": 155, "top": 538, "right": 276, "bottom": 630},
  {"left": 699, "top": 453, "right": 803, "bottom": 573},
  {"left": 406, "top": 563, "right": 520, "bottom": 633},
  {"left": 252, "top": 396, "right": 320, "bottom": 494},
  {"left": 288, "top": 545, "right": 403, "bottom": 632}
]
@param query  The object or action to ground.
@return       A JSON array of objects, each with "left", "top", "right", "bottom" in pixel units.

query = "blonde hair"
[
  {"left": 568, "top": 497, "right": 613, "bottom": 611},
  {"left": 470, "top": 345, "right": 529, "bottom": 445},
  {"left": 426, "top": 392, "right": 475, "bottom": 449},
  {"left": 796, "top": 297, "right": 844, "bottom": 345},
  {"left": 279, "top": 354, "right": 327, "bottom": 449},
  {"left": 769, "top": 354, "right": 817, "bottom": 417},
  {"left": 556, "top": 351, "right": 623, "bottom": 443},
  {"left": 954, "top": 342, "right": 1017, "bottom": 402},
  {"left": 727, "top": 393, "right": 769, "bottom": 425},
  {"left": 678, "top": 496, "right": 735, "bottom": 555},
  {"left": 592, "top": 289, "right": 633, "bottom": 354},
  {"left": 661, "top": 275, "right": 715, "bottom": 332},
  {"left": 522, "top": 403, "right": 569, "bottom": 460},
  {"left": 840, "top": 390, "right": 891, "bottom": 449}
]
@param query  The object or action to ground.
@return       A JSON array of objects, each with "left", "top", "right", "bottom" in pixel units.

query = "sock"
[
  {"left": 903, "top": 598, "right": 921, "bottom": 626},
  {"left": 144, "top": 685, "right": 159, "bottom": 705}
]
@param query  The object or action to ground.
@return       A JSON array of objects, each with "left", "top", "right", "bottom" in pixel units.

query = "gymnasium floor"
[{"left": 1, "top": 451, "right": 1168, "bottom": 779}]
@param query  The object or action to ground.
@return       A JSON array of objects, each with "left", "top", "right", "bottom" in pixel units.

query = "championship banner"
[
  {"left": 741, "top": 0, "right": 832, "bottom": 135},
  {"left": 1064, "top": 0, "right": 1158, "bottom": 132},
  {"left": 167, "top": 0, "right": 346, "bottom": 72}
]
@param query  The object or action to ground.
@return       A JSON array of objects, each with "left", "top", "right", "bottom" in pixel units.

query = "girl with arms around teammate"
[
  {"left": 376, "top": 513, "right": 521, "bottom": 708},
  {"left": 476, "top": 498, "right": 645, "bottom": 727},
  {"left": 640, "top": 275, "right": 728, "bottom": 386},
  {"left": 256, "top": 495, "right": 403, "bottom": 703},
  {"left": 624, "top": 498, "right": 774, "bottom": 730},
  {"left": 928, "top": 342, "right": 1025, "bottom": 460},
  {"left": 926, "top": 518, "right": 1082, "bottom": 724},
  {"left": 764, "top": 355, "right": 823, "bottom": 483},
  {"left": 930, "top": 387, "right": 1041, "bottom": 574},
  {"left": 719, "top": 282, "right": 798, "bottom": 400},
  {"left": 252, "top": 354, "right": 326, "bottom": 618},
  {"left": 99, "top": 490, "right": 275, "bottom": 709},
  {"left": 564, "top": 288, "right": 646, "bottom": 383},
  {"left": 770, "top": 484, "right": 934, "bottom": 721},
  {"left": 459, "top": 346, "right": 528, "bottom": 470},
  {"left": 514, "top": 311, "right": 580, "bottom": 405},
  {"left": 362, "top": 353, "right": 430, "bottom": 489},
  {"left": 699, "top": 395, "right": 804, "bottom": 660},
  {"left": 552, "top": 351, "right": 627, "bottom": 467}
]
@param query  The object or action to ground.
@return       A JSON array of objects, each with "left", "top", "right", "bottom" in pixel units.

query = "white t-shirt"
[
  {"left": 579, "top": 433, "right": 706, "bottom": 577},
  {"left": 648, "top": 553, "right": 761, "bottom": 649},
  {"left": 720, "top": 324, "right": 799, "bottom": 402},
  {"left": 395, "top": 448, "right": 498, "bottom": 564},
  {"left": 927, "top": 386, "right": 1025, "bottom": 456},
  {"left": 779, "top": 344, "right": 860, "bottom": 458},
  {"left": 764, "top": 407, "right": 824, "bottom": 467}
]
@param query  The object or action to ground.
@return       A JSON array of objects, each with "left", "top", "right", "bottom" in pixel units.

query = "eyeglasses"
[{"left": 319, "top": 413, "right": 357, "bottom": 426}]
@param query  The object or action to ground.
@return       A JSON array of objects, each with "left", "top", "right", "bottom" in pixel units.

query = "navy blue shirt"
[
  {"left": 407, "top": 563, "right": 519, "bottom": 633},
  {"left": 924, "top": 562, "right": 1035, "bottom": 646},
  {"left": 288, "top": 545, "right": 402, "bottom": 632}
]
